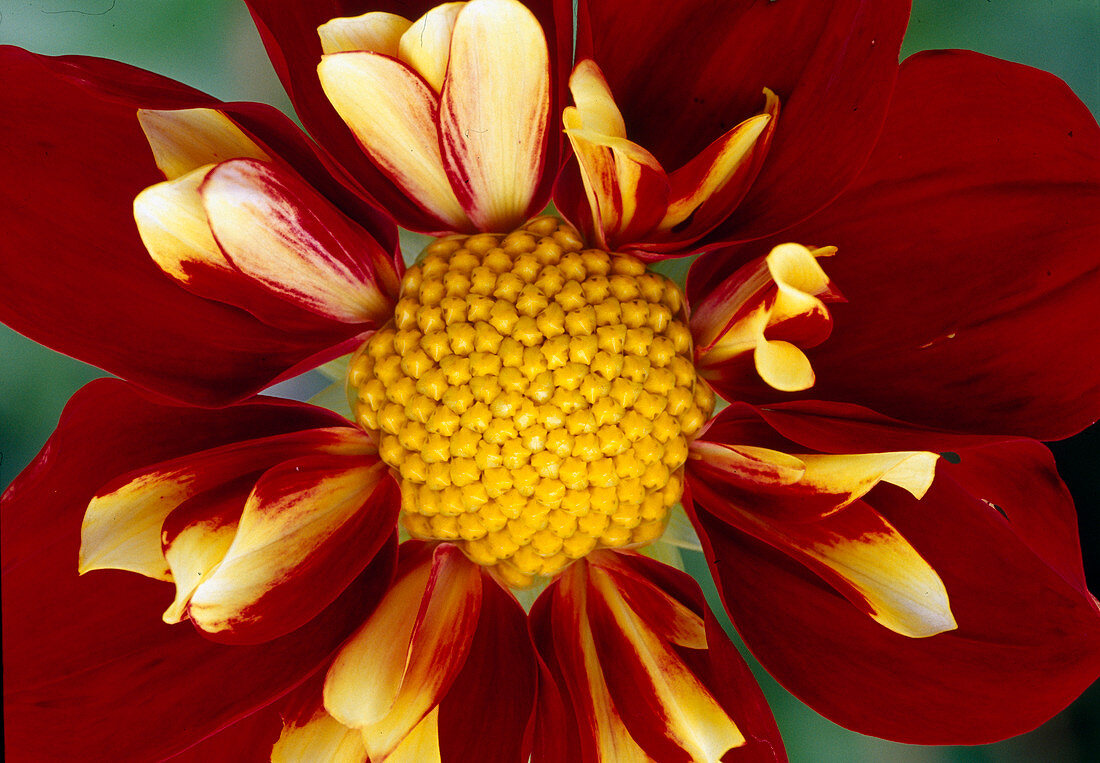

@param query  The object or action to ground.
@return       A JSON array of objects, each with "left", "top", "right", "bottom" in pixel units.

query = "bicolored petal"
[
  {"left": 690, "top": 423, "right": 937, "bottom": 523},
  {"left": 564, "top": 117, "right": 669, "bottom": 250},
  {"left": 318, "top": 50, "right": 470, "bottom": 230},
  {"left": 134, "top": 161, "right": 350, "bottom": 334},
  {"left": 439, "top": 0, "right": 550, "bottom": 231},
  {"left": 184, "top": 455, "right": 399, "bottom": 644},
  {"left": 0, "top": 48, "right": 398, "bottom": 405},
  {"left": 689, "top": 403, "right": 951, "bottom": 637},
  {"left": 690, "top": 401, "right": 1100, "bottom": 743},
  {"left": 248, "top": 0, "right": 571, "bottom": 233},
  {"left": 573, "top": 0, "right": 910, "bottom": 247},
  {"left": 691, "top": 51, "right": 1100, "bottom": 438},
  {"left": 324, "top": 543, "right": 482, "bottom": 761},
  {"left": 201, "top": 158, "right": 398, "bottom": 324},
  {"left": 438, "top": 569, "right": 538, "bottom": 763},
  {"left": 2, "top": 380, "right": 397, "bottom": 761},
  {"left": 560, "top": 59, "right": 777, "bottom": 253},
  {"left": 273, "top": 696, "right": 368, "bottom": 763},
  {"left": 658, "top": 104, "right": 775, "bottom": 235},
  {"left": 275, "top": 548, "right": 535, "bottom": 763},
  {"left": 531, "top": 551, "right": 785, "bottom": 762},
  {"left": 80, "top": 426, "right": 372, "bottom": 581},
  {"left": 692, "top": 243, "right": 841, "bottom": 395},
  {"left": 692, "top": 475, "right": 953, "bottom": 639},
  {"left": 399, "top": 3, "right": 464, "bottom": 92}
]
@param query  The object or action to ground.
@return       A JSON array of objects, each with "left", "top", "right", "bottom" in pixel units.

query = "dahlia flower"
[{"left": 2, "top": 1, "right": 1099, "bottom": 761}]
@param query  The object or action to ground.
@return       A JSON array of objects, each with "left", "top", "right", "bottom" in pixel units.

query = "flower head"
[{"left": 3, "top": 1, "right": 1100, "bottom": 760}]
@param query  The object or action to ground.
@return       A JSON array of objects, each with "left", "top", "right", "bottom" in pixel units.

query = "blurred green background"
[{"left": 1, "top": 1, "right": 1097, "bottom": 760}]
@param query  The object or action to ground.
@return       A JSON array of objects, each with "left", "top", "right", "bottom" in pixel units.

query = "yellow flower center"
[{"left": 348, "top": 216, "right": 713, "bottom": 586}]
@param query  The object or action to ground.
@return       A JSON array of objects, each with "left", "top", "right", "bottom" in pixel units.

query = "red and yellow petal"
[
  {"left": 692, "top": 52, "right": 1100, "bottom": 438},
  {"left": 79, "top": 426, "right": 372, "bottom": 581},
  {"left": 200, "top": 158, "right": 398, "bottom": 325},
  {"left": 690, "top": 403, "right": 1100, "bottom": 743},
  {"left": 248, "top": 0, "right": 571, "bottom": 234},
  {"left": 573, "top": 0, "right": 909, "bottom": 248},
  {"left": 1, "top": 380, "right": 398, "bottom": 760},
  {"left": 323, "top": 543, "right": 482, "bottom": 760},
  {"left": 184, "top": 455, "right": 399, "bottom": 644},
  {"left": 531, "top": 551, "right": 785, "bottom": 762},
  {"left": 0, "top": 48, "right": 399, "bottom": 405},
  {"left": 318, "top": 50, "right": 470, "bottom": 231}
]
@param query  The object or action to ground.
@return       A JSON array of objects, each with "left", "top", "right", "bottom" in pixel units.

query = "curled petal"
[
  {"left": 318, "top": 12, "right": 412, "bottom": 56},
  {"left": 1, "top": 380, "right": 397, "bottom": 760},
  {"left": 324, "top": 543, "right": 482, "bottom": 761},
  {"left": 185, "top": 456, "right": 399, "bottom": 644},
  {"left": 531, "top": 551, "right": 784, "bottom": 761},
  {"left": 693, "top": 243, "right": 841, "bottom": 394},
  {"left": 692, "top": 52, "right": 1100, "bottom": 437},
  {"left": 201, "top": 158, "right": 398, "bottom": 325},
  {"left": 80, "top": 426, "right": 372, "bottom": 581},
  {"left": 440, "top": 0, "right": 550, "bottom": 231}
]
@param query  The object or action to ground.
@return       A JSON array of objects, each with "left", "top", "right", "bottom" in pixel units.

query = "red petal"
[
  {"left": 692, "top": 434, "right": 1100, "bottom": 744},
  {"left": 573, "top": 0, "right": 910, "bottom": 246},
  {"left": 168, "top": 703, "right": 284, "bottom": 763},
  {"left": 0, "top": 48, "right": 396, "bottom": 405},
  {"left": 694, "top": 51, "right": 1100, "bottom": 439},
  {"left": 2, "top": 380, "right": 397, "bottom": 760},
  {"left": 438, "top": 574, "right": 538, "bottom": 763},
  {"left": 244, "top": 0, "right": 572, "bottom": 232}
]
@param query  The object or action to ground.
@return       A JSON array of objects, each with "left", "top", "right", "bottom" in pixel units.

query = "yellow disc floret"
[{"left": 348, "top": 217, "right": 713, "bottom": 586}]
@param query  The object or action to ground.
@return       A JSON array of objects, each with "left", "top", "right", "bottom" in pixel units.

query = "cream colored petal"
[
  {"left": 325, "top": 563, "right": 431, "bottom": 730},
  {"left": 398, "top": 3, "right": 465, "bottom": 92},
  {"left": 138, "top": 108, "right": 269, "bottom": 180},
  {"left": 318, "top": 51, "right": 469, "bottom": 229},
  {"left": 133, "top": 164, "right": 232, "bottom": 285},
  {"left": 568, "top": 59, "right": 627, "bottom": 139},
  {"left": 318, "top": 12, "right": 413, "bottom": 55},
  {"left": 439, "top": 0, "right": 549, "bottom": 231},
  {"left": 273, "top": 706, "right": 367, "bottom": 763}
]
